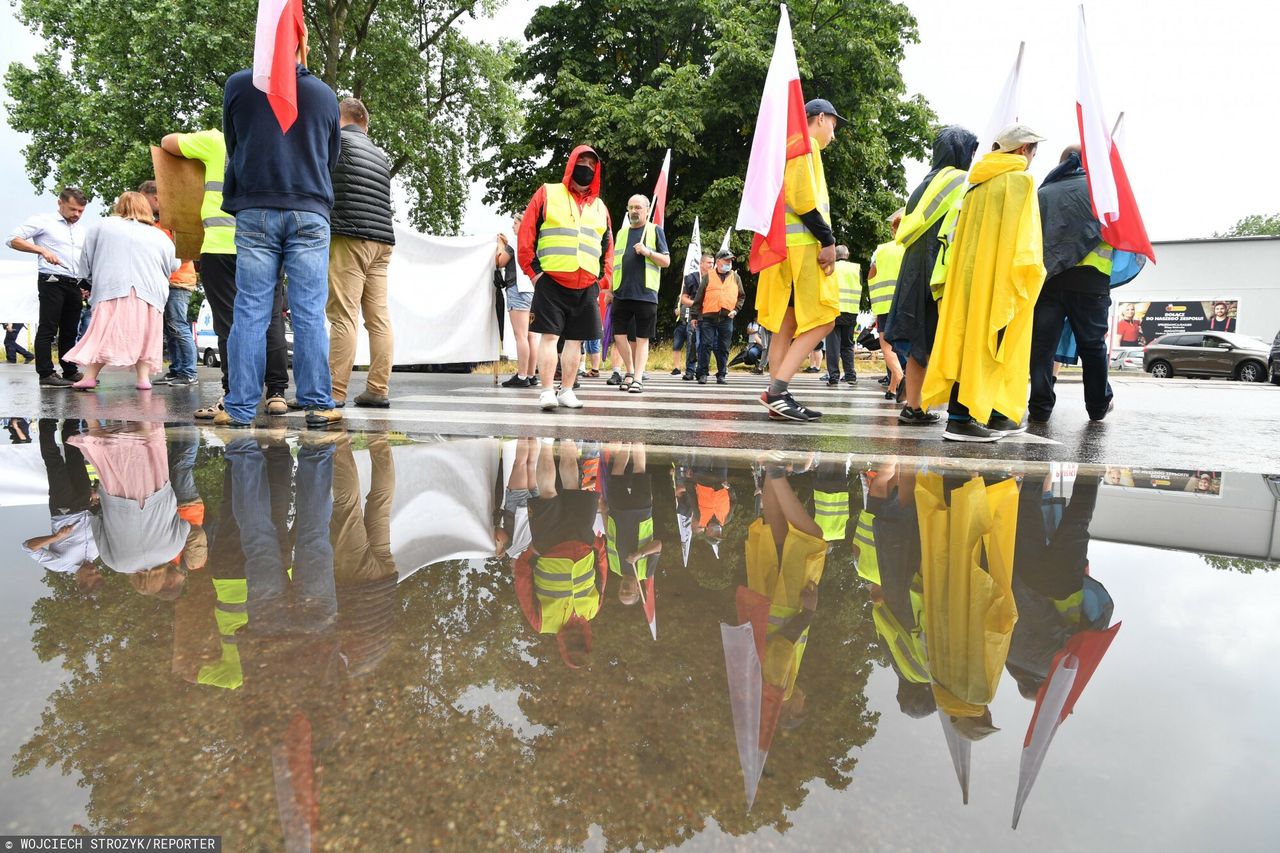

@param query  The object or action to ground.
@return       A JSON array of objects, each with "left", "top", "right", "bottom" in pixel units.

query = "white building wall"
[{"left": 1116, "top": 236, "right": 1280, "bottom": 340}]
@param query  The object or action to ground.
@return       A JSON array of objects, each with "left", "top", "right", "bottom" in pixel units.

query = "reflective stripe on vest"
[
  {"left": 701, "top": 270, "right": 739, "bottom": 315},
  {"left": 612, "top": 222, "right": 661, "bottom": 291},
  {"left": 203, "top": 216, "right": 236, "bottom": 228},
  {"left": 853, "top": 510, "right": 880, "bottom": 584},
  {"left": 1077, "top": 240, "right": 1114, "bottom": 277},
  {"left": 198, "top": 576, "right": 248, "bottom": 689},
  {"left": 868, "top": 241, "right": 904, "bottom": 316},
  {"left": 534, "top": 550, "right": 600, "bottom": 633},
  {"left": 833, "top": 260, "right": 860, "bottom": 314},
  {"left": 606, "top": 514, "right": 653, "bottom": 579},
  {"left": 1053, "top": 589, "right": 1086, "bottom": 627},
  {"left": 535, "top": 183, "right": 609, "bottom": 277},
  {"left": 896, "top": 167, "right": 967, "bottom": 250},
  {"left": 813, "top": 489, "right": 850, "bottom": 542},
  {"left": 783, "top": 141, "right": 831, "bottom": 247}
]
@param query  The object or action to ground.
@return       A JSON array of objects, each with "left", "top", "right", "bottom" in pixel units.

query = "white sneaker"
[
  {"left": 539, "top": 389, "right": 558, "bottom": 411},
  {"left": 556, "top": 388, "right": 584, "bottom": 409}
]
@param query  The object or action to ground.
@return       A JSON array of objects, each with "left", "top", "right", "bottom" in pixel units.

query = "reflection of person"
[
  {"left": 600, "top": 444, "right": 662, "bottom": 606},
  {"left": 22, "top": 418, "right": 101, "bottom": 591},
  {"left": 1006, "top": 472, "right": 1114, "bottom": 698},
  {"left": 1206, "top": 301, "right": 1235, "bottom": 333},
  {"left": 496, "top": 437, "right": 539, "bottom": 559},
  {"left": 512, "top": 439, "right": 607, "bottom": 668},
  {"left": 67, "top": 423, "right": 190, "bottom": 592},
  {"left": 919, "top": 470, "right": 1019, "bottom": 740},
  {"left": 1116, "top": 303, "right": 1143, "bottom": 346},
  {"left": 691, "top": 451, "right": 733, "bottom": 548}
]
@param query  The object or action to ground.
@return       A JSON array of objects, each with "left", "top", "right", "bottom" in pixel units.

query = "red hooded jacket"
[{"left": 517, "top": 145, "right": 614, "bottom": 291}]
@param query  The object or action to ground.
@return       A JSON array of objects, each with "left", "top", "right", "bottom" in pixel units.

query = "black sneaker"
[
  {"left": 606, "top": 372, "right": 622, "bottom": 386},
  {"left": 716, "top": 375, "right": 727, "bottom": 385},
  {"left": 759, "top": 391, "right": 820, "bottom": 422},
  {"left": 682, "top": 371, "right": 695, "bottom": 381},
  {"left": 898, "top": 406, "right": 940, "bottom": 426},
  {"left": 826, "top": 378, "right": 839, "bottom": 388},
  {"left": 697, "top": 374, "right": 707, "bottom": 384},
  {"left": 670, "top": 368, "right": 681, "bottom": 375},
  {"left": 39, "top": 374, "right": 73, "bottom": 388},
  {"left": 878, "top": 376, "right": 889, "bottom": 386},
  {"left": 844, "top": 375, "right": 857, "bottom": 385},
  {"left": 986, "top": 413, "right": 1027, "bottom": 435},
  {"left": 501, "top": 375, "right": 529, "bottom": 388},
  {"left": 1089, "top": 400, "right": 1115, "bottom": 422},
  {"left": 63, "top": 371, "right": 84, "bottom": 384},
  {"left": 528, "top": 375, "right": 539, "bottom": 387},
  {"left": 943, "top": 418, "right": 1001, "bottom": 443}
]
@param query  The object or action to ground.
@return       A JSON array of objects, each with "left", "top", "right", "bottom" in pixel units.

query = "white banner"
[
  {"left": 0, "top": 259, "right": 40, "bottom": 324},
  {"left": 355, "top": 227, "right": 500, "bottom": 365}
]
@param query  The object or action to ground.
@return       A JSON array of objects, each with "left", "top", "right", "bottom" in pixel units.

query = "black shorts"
[
  {"left": 529, "top": 278, "right": 602, "bottom": 341},
  {"left": 530, "top": 490, "right": 598, "bottom": 551},
  {"left": 611, "top": 298, "right": 658, "bottom": 340}
]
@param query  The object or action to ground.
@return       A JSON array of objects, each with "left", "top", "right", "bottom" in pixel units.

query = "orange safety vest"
[{"left": 700, "top": 270, "right": 739, "bottom": 315}]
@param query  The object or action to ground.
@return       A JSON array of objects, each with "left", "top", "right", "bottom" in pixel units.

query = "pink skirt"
[
  {"left": 68, "top": 427, "right": 168, "bottom": 504},
  {"left": 65, "top": 292, "right": 163, "bottom": 371}
]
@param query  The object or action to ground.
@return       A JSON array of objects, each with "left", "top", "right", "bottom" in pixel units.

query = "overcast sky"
[{"left": 3, "top": 1, "right": 1276, "bottom": 245}]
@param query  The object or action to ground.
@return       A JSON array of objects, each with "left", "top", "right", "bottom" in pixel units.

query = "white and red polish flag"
[
  {"left": 651, "top": 148, "right": 672, "bottom": 227},
  {"left": 253, "top": 0, "right": 307, "bottom": 133},
  {"left": 735, "top": 4, "right": 810, "bottom": 274},
  {"left": 1077, "top": 5, "right": 1155, "bottom": 262}
]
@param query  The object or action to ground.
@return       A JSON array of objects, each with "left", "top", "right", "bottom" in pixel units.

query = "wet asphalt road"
[{"left": 2, "top": 363, "right": 1277, "bottom": 472}]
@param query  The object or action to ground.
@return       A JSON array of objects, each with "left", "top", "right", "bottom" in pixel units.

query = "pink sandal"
[{"left": 72, "top": 378, "right": 98, "bottom": 391}]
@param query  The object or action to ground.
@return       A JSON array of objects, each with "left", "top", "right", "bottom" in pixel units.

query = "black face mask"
[{"left": 571, "top": 162, "right": 596, "bottom": 187}]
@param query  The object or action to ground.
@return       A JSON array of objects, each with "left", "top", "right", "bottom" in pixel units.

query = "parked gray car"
[{"left": 1143, "top": 331, "right": 1270, "bottom": 382}]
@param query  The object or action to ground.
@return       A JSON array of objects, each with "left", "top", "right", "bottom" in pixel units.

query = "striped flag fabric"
[
  {"left": 651, "top": 148, "right": 671, "bottom": 227},
  {"left": 253, "top": 0, "right": 306, "bottom": 132}
]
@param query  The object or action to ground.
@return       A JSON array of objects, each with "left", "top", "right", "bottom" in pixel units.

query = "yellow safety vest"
[
  {"left": 612, "top": 222, "right": 661, "bottom": 292},
  {"left": 533, "top": 550, "right": 600, "bottom": 634},
  {"left": 813, "top": 489, "right": 850, "bottom": 542},
  {"left": 1078, "top": 240, "right": 1114, "bottom": 277},
  {"left": 833, "top": 260, "right": 861, "bottom": 314},
  {"left": 868, "top": 241, "right": 904, "bottom": 316},
  {"left": 853, "top": 509, "right": 879, "bottom": 584},
  {"left": 197, "top": 576, "right": 248, "bottom": 690},
  {"left": 606, "top": 515, "right": 654, "bottom": 579},
  {"left": 895, "top": 166, "right": 969, "bottom": 300},
  {"left": 535, "top": 183, "right": 609, "bottom": 277},
  {"left": 784, "top": 139, "right": 831, "bottom": 247}
]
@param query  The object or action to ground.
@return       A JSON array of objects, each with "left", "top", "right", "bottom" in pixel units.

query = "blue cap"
[{"left": 805, "top": 98, "right": 847, "bottom": 123}]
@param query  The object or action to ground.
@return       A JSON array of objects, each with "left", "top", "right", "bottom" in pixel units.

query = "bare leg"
[
  {"left": 772, "top": 314, "right": 835, "bottom": 385},
  {"left": 630, "top": 443, "right": 646, "bottom": 474},
  {"left": 535, "top": 440, "right": 558, "bottom": 498},
  {"left": 560, "top": 340, "right": 583, "bottom": 386},
  {"left": 510, "top": 437, "right": 534, "bottom": 491},
  {"left": 880, "top": 338, "right": 904, "bottom": 393},
  {"left": 134, "top": 363, "right": 151, "bottom": 388},
  {"left": 510, "top": 310, "right": 531, "bottom": 375},
  {"left": 537, "top": 334, "right": 561, "bottom": 388},
  {"left": 525, "top": 329, "right": 542, "bottom": 377},
  {"left": 633, "top": 338, "right": 651, "bottom": 379},
  {"left": 764, "top": 473, "right": 824, "bottom": 540},
  {"left": 613, "top": 335, "right": 634, "bottom": 375},
  {"left": 557, "top": 438, "right": 581, "bottom": 489}
]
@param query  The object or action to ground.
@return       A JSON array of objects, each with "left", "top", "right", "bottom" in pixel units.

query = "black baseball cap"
[{"left": 805, "top": 98, "right": 847, "bottom": 123}]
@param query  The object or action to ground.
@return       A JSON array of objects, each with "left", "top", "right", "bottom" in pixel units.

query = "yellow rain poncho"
[
  {"left": 921, "top": 153, "right": 1046, "bottom": 422},
  {"left": 917, "top": 472, "right": 1019, "bottom": 718}
]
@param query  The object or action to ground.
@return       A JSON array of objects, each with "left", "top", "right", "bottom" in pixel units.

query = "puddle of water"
[{"left": 0, "top": 419, "right": 1276, "bottom": 851}]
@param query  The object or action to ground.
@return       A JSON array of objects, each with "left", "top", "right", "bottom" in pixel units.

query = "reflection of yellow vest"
[
  {"left": 1078, "top": 240, "right": 1114, "bottom": 277},
  {"left": 872, "top": 584, "right": 929, "bottom": 684},
  {"left": 534, "top": 551, "right": 600, "bottom": 634},
  {"left": 612, "top": 222, "right": 661, "bottom": 291},
  {"left": 606, "top": 515, "right": 653, "bottom": 579},
  {"left": 853, "top": 509, "right": 879, "bottom": 584},
  {"left": 784, "top": 139, "right": 830, "bottom": 247},
  {"left": 833, "top": 260, "right": 861, "bottom": 314},
  {"left": 813, "top": 489, "right": 850, "bottom": 542},
  {"left": 197, "top": 576, "right": 248, "bottom": 690},
  {"left": 868, "top": 242, "right": 904, "bottom": 316},
  {"left": 535, "top": 183, "right": 609, "bottom": 276}
]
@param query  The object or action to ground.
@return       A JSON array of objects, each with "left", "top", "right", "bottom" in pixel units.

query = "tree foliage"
[
  {"left": 1215, "top": 213, "right": 1280, "bottom": 238},
  {"left": 480, "top": 0, "right": 934, "bottom": 318},
  {"left": 3, "top": 0, "right": 518, "bottom": 232}
]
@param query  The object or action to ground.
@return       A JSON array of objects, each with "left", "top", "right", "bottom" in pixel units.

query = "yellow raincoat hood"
[{"left": 920, "top": 152, "right": 1046, "bottom": 422}]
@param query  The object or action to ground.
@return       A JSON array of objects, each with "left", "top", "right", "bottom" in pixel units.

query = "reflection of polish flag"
[
  {"left": 651, "top": 149, "right": 671, "bottom": 227},
  {"left": 1077, "top": 6, "right": 1154, "bottom": 262},
  {"left": 736, "top": 4, "right": 810, "bottom": 273},
  {"left": 254, "top": 0, "right": 306, "bottom": 132}
]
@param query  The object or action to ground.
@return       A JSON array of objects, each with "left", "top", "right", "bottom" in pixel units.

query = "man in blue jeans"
[
  {"left": 139, "top": 181, "right": 199, "bottom": 385},
  {"left": 218, "top": 25, "right": 341, "bottom": 428},
  {"left": 691, "top": 249, "right": 745, "bottom": 384}
]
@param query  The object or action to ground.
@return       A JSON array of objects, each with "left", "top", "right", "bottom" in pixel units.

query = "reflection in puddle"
[{"left": 1, "top": 420, "right": 1277, "bottom": 850}]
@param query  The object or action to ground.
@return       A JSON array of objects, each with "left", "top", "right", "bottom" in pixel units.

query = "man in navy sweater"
[{"left": 218, "top": 26, "right": 342, "bottom": 428}]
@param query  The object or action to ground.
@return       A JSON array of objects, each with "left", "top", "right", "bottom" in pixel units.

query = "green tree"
[
  {"left": 480, "top": 0, "right": 934, "bottom": 324},
  {"left": 1215, "top": 213, "right": 1280, "bottom": 238},
  {"left": 4, "top": 0, "right": 517, "bottom": 232}
]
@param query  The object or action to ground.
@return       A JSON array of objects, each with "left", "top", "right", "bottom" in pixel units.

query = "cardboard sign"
[{"left": 150, "top": 145, "right": 206, "bottom": 260}]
